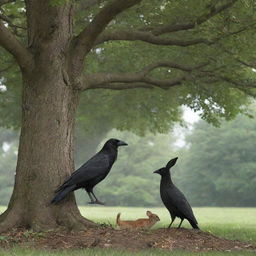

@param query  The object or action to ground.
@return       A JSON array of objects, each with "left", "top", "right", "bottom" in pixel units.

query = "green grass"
[
  {"left": 78, "top": 206, "right": 256, "bottom": 243},
  {"left": 0, "top": 206, "right": 255, "bottom": 255},
  {"left": 0, "top": 206, "right": 255, "bottom": 242},
  {"left": 0, "top": 248, "right": 255, "bottom": 256},
  {"left": 2, "top": 206, "right": 255, "bottom": 242}
]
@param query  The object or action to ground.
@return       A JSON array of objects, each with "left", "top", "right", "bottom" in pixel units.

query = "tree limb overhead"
[
  {"left": 0, "top": 60, "right": 15, "bottom": 73},
  {"left": 0, "top": 20, "right": 32, "bottom": 69},
  {"left": 0, "top": 0, "right": 14, "bottom": 6},
  {"left": 220, "top": 76, "right": 256, "bottom": 89},
  {"left": 0, "top": 13, "right": 26, "bottom": 30},
  {"left": 95, "top": 29, "right": 209, "bottom": 46},
  {"left": 95, "top": 21, "right": 256, "bottom": 47},
  {"left": 72, "top": 0, "right": 142, "bottom": 59},
  {"left": 86, "top": 77, "right": 186, "bottom": 90},
  {"left": 78, "top": 0, "right": 104, "bottom": 11},
  {"left": 95, "top": 0, "right": 240, "bottom": 47},
  {"left": 151, "top": 0, "right": 238, "bottom": 35},
  {"left": 77, "top": 60, "right": 208, "bottom": 90}
]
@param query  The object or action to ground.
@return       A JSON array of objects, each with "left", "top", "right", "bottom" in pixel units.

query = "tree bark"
[
  {"left": 0, "top": 63, "right": 96, "bottom": 231},
  {"left": 0, "top": 1, "right": 97, "bottom": 232},
  {"left": 0, "top": 0, "right": 141, "bottom": 232}
]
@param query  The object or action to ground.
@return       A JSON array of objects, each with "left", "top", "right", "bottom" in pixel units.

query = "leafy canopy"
[{"left": 1, "top": 0, "right": 256, "bottom": 134}]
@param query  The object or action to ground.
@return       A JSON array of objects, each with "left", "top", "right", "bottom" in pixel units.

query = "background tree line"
[{"left": 1, "top": 108, "right": 255, "bottom": 207}]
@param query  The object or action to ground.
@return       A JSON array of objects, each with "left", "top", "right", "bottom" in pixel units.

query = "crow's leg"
[
  {"left": 91, "top": 191, "right": 105, "bottom": 205},
  {"left": 86, "top": 191, "right": 95, "bottom": 204},
  {"left": 177, "top": 218, "right": 184, "bottom": 228},
  {"left": 168, "top": 217, "right": 176, "bottom": 228}
]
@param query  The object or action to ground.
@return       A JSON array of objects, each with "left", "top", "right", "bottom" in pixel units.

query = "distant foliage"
[
  {"left": 0, "top": 129, "right": 16, "bottom": 205},
  {"left": 1, "top": 113, "right": 256, "bottom": 207},
  {"left": 75, "top": 130, "right": 179, "bottom": 206},
  {"left": 178, "top": 112, "right": 256, "bottom": 206}
]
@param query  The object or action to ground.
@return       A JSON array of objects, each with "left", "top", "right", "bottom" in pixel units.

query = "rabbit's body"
[{"left": 116, "top": 211, "right": 160, "bottom": 229}]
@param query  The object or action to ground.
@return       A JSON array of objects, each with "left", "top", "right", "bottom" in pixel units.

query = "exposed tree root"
[
  {"left": 0, "top": 203, "right": 97, "bottom": 233},
  {"left": 0, "top": 205, "right": 24, "bottom": 233},
  {"left": 55, "top": 210, "right": 97, "bottom": 231}
]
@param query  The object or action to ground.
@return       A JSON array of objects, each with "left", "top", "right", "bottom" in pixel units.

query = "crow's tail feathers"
[
  {"left": 189, "top": 219, "right": 200, "bottom": 230},
  {"left": 54, "top": 181, "right": 69, "bottom": 193},
  {"left": 116, "top": 213, "right": 121, "bottom": 226},
  {"left": 51, "top": 184, "right": 76, "bottom": 204}
]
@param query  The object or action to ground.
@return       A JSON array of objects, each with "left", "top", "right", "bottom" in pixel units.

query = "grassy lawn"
[
  {"left": 0, "top": 248, "right": 255, "bottom": 256},
  {"left": 79, "top": 206, "right": 256, "bottom": 243},
  {"left": 0, "top": 206, "right": 255, "bottom": 255}
]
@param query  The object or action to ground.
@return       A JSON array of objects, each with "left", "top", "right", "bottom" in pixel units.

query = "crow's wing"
[
  {"left": 167, "top": 186, "right": 198, "bottom": 224},
  {"left": 56, "top": 152, "right": 111, "bottom": 190}
]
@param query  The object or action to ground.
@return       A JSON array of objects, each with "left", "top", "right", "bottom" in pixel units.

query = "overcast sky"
[
  {"left": 183, "top": 107, "right": 200, "bottom": 124},
  {"left": 173, "top": 107, "right": 201, "bottom": 148}
]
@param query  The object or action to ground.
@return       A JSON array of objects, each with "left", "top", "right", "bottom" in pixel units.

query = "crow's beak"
[
  {"left": 117, "top": 140, "right": 128, "bottom": 146},
  {"left": 153, "top": 169, "right": 160, "bottom": 174}
]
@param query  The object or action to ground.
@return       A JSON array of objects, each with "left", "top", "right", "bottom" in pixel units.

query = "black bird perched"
[
  {"left": 154, "top": 157, "right": 199, "bottom": 229},
  {"left": 51, "top": 138, "right": 128, "bottom": 205}
]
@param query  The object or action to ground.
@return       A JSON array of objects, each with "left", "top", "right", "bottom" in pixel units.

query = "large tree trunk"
[
  {"left": 0, "top": 65, "right": 95, "bottom": 232},
  {"left": 0, "top": 1, "right": 95, "bottom": 232}
]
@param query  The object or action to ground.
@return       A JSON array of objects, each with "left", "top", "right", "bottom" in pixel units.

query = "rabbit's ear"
[
  {"left": 146, "top": 211, "right": 152, "bottom": 217},
  {"left": 166, "top": 157, "right": 178, "bottom": 169}
]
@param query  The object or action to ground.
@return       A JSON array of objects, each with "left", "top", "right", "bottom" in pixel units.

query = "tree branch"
[
  {"left": 0, "top": 60, "right": 15, "bottom": 74},
  {"left": 151, "top": 0, "right": 238, "bottom": 35},
  {"left": 95, "top": 0, "right": 240, "bottom": 47},
  {"left": 0, "top": 0, "right": 14, "bottom": 6},
  {"left": 85, "top": 75, "right": 188, "bottom": 90},
  {"left": 140, "top": 61, "right": 208, "bottom": 73},
  {"left": 0, "top": 20, "right": 32, "bottom": 69},
  {"left": 95, "top": 30, "right": 209, "bottom": 46},
  {"left": 72, "top": 0, "right": 142, "bottom": 58},
  {"left": 142, "top": 75, "right": 187, "bottom": 89},
  {"left": 88, "top": 82, "right": 154, "bottom": 90},
  {"left": 77, "top": 60, "right": 208, "bottom": 90},
  {"left": 220, "top": 75, "right": 256, "bottom": 97},
  {"left": 220, "top": 76, "right": 256, "bottom": 89},
  {"left": 0, "top": 12, "right": 26, "bottom": 30},
  {"left": 95, "top": 20, "right": 256, "bottom": 47},
  {"left": 197, "top": 70, "right": 256, "bottom": 92},
  {"left": 87, "top": 78, "right": 186, "bottom": 90},
  {"left": 77, "top": 0, "right": 105, "bottom": 11},
  {"left": 217, "top": 43, "right": 256, "bottom": 69}
]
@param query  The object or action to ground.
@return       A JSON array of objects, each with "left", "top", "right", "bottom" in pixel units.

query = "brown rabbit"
[{"left": 116, "top": 210, "right": 160, "bottom": 229}]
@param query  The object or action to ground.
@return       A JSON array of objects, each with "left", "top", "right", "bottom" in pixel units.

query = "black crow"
[
  {"left": 51, "top": 138, "right": 128, "bottom": 205},
  {"left": 154, "top": 157, "right": 199, "bottom": 229}
]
